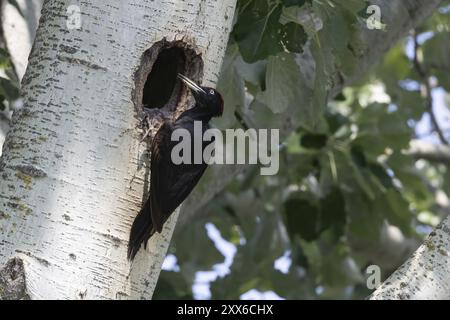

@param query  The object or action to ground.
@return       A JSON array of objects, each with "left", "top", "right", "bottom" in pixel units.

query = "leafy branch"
[{"left": 412, "top": 30, "right": 449, "bottom": 146}]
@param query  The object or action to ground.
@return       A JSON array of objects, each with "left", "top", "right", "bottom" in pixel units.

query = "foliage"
[
  {"left": 1, "top": 0, "right": 448, "bottom": 301},
  {"left": 154, "top": 0, "right": 450, "bottom": 299}
]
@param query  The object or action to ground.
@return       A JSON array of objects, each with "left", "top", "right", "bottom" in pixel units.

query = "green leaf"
[
  {"left": 301, "top": 133, "right": 328, "bottom": 149},
  {"left": 216, "top": 45, "right": 246, "bottom": 128},
  {"left": 233, "top": 1, "right": 284, "bottom": 63},
  {"left": 284, "top": 187, "right": 346, "bottom": 242},
  {"left": 257, "top": 53, "right": 312, "bottom": 122},
  {"left": 376, "top": 45, "right": 410, "bottom": 89},
  {"left": 344, "top": 190, "right": 383, "bottom": 242},
  {"left": 233, "top": 0, "right": 307, "bottom": 63},
  {"left": 335, "top": 0, "right": 368, "bottom": 15},
  {"left": 310, "top": 41, "right": 333, "bottom": 130},
  {"left": 175, "top": 223, "right": 224, "bottom": 271},
  {"left": 0, "top": 77, "right": 20, "bottom": 101},
  {"left": 319, "top": 188, "right": 347, "bottom": 237},
  {"left": 284, "top": 198, "right": 319, "bottom": 241},
  {"left": 281, "top": 22, "right": 307, "bottom": 53},
  {"left": 373, "top": 189, "right": 412, "bottom": 236},
  {"left": 319, "top": 244, "right": 363, "bottom": 287},
  {"left": 0, "top": 48, "right": 11, "bottom": 69},
  {"left": 153, "top": 271, "right": 193, "bottom": 300},
  {"left": 368, "top": 163, "right": 393, "bottom": 189},
  {"left": 423, "top": 32, "right": 450, "bottom": 90},
  {"left": 282, "top": 0, "right": 306, "bottom": 8},
  {"left": 350, "top": 145, "right": 367, "bottom": 168}
]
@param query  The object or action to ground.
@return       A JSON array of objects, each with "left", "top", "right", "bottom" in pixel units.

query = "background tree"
[
  {"left": 158, "top": 0, "right": 450, "bottom": 299},
  {"left": 1, "top": 0, "right": 449, "bottom": 300}
]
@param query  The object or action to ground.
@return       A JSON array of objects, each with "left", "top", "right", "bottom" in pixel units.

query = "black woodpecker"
[{"left": 128, "top": 74, "right": 224, "bottom": 260}]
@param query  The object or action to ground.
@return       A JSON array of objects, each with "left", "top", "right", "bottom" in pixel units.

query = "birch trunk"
[
  {"left": 0, "top": 0, "right": 236, "bottom": 300},
  {"left": 370, "top": 216, "right": 450, "bottom": 299}
]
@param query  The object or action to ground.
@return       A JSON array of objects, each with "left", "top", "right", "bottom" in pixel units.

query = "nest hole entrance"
[
  {"left": 142, "top": 47, "right": 185, "bottom": 109},
  {"left": 135, "top": 39, "right": 204, "bottom": 115}
]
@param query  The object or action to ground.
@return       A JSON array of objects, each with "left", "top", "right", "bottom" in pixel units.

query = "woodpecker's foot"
[{"left": 139, "top": 112, "right": 152, "bottom": 142}]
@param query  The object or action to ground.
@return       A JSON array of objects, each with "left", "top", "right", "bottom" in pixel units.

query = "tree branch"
[
  {"left": 412, "top": 30, "right": 449, "bottom": 146},
  {"left": 0, "top": 0, "right": 237, "bottom": 299},
  {"left": 408, "top": 139, "right": 450, "bottom": 166}
]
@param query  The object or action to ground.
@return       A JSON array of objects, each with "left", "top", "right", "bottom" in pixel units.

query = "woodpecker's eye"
[{"left": 209, "top": 89, "right": 215, "bottom": 95}]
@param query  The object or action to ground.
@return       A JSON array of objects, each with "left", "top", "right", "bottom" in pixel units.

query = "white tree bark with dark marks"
[{"left": 0, "top": 0, "right": 236, "bottom": 300}]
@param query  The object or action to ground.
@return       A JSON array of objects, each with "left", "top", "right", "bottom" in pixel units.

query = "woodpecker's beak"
[{"left": 178, "top": 74, "right": 206, "bottom": 95}]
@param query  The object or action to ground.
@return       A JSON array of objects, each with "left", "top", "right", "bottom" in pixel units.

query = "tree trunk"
[
  {"left": 370, "top": 216, "right": 450, "bottom": 299},
  {"left": 0, "top": 0, "right": 236, "bottom": 300}
]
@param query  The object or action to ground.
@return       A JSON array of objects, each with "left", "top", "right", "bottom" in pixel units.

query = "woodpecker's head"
[{"left": 178, "top": 74, "right": 224, "bottom": 117}]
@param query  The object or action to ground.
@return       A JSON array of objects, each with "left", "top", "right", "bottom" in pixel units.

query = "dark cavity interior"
[{"left": 142, "top": 47, "right": 186, "bottom": 109}]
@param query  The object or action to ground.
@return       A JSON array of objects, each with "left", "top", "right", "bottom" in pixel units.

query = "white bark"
[
  {"left": 370, "top": 217, "right": 450, "bottom": 299},
  {"left": 0, "top": 0, "right": 236, "bottom": 300},
  {"left": 1, "top": 0, "right": 447, "bottom": 300}
]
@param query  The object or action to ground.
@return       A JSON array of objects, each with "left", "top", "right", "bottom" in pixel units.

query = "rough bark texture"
[
  {"left": 0, "top": 258, "right": 29, "bottom": 300},
  {"left": 0, "top": 113, "right": 8, "bottom": 156},
  {"left": 0, "top": 0, "right": 236, "bottom": 300},
  {"left": 370, "top": 219, "right": 450, "bottom": 299}
]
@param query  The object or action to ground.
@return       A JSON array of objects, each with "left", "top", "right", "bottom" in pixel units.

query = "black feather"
[
  {"left": 128, "top": 77, "right": 223, "bottom": 260},
  {"left": 127, "top": 199, "right": 154, "bottom": 260}
]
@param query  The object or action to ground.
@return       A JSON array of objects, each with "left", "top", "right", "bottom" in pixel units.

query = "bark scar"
[
  {"left": 57, "top": 55, "right": 107, "bottom": 71},
  {"left": 13, "top": 165, "right": 47, "bottom": 178},
  {"left": 0, "top": 258, "right": 30, "bottom": 300}
]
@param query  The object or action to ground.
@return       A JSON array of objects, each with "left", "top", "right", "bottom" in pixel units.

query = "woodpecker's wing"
[
  {"left": 127, "top": 122, "right": 175, "bottom": 260},
  {"left": 150, "top": 118, "right": 208, "bottom": 233},
  {"left": 149, "top": 121, "right": 173, "bottom": 233}
]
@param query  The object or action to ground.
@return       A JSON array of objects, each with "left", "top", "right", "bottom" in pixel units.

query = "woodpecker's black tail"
[{"left": 128, "top": 201, "right": 154, "bottom": 261}]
